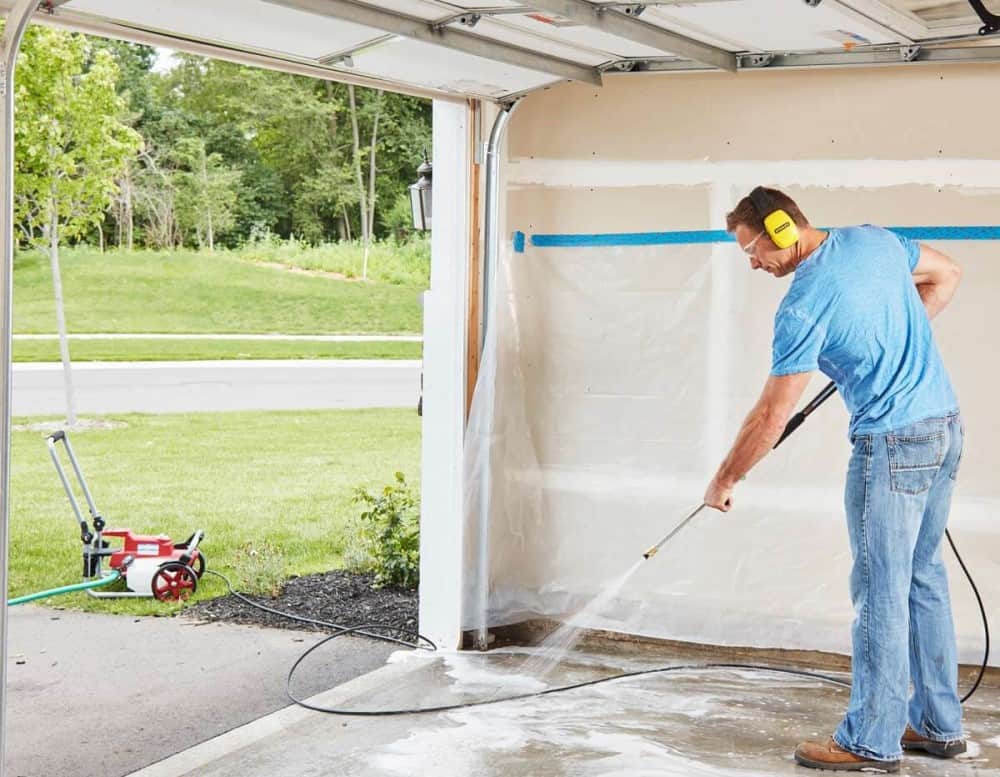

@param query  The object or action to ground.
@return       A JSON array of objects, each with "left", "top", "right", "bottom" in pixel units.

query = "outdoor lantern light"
[{"left": 408, "top": 155, "right": 432, "bottom": 231}]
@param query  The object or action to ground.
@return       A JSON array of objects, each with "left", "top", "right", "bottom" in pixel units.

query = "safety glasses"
[{"left": 740, "top": 229, "right": 766, "bottom": 255}]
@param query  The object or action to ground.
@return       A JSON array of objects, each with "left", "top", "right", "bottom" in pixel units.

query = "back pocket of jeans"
[{"left": 887, "top": 432, "right": 945, "bottom": 495}]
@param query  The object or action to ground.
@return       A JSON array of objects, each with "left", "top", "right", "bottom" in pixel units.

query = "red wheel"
[{"left": 151, "top": 562, "right": 198, "bottom": 601}]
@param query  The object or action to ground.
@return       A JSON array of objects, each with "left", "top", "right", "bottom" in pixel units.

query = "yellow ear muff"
[
  {"left": 763, "top": 209, "right": 799, "bottom": 249},
  {"left": 749, "top": 186, "right": 800, "bottom": 250}
]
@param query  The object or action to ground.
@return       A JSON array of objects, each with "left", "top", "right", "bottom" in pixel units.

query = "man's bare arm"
[
  {"left": 912, "top": 244, "right": 962, "bottom": 320},
  {"left": 704, "top": 372, "right": 813, "bottom": 510}
]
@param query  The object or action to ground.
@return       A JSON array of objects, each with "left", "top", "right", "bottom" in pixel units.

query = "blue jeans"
[{"left": 833, "top": 414, "right": 964, "bottom": 761}]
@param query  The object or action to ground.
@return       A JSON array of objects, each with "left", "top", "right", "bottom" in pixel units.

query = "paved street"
[{"left": 13, "top": 360, "right": 422, "bottom": 415}]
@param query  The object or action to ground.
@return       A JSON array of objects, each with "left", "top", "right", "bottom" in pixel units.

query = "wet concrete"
[{"left": 127, "top": 644, "right": 1000, "bottom": 777}]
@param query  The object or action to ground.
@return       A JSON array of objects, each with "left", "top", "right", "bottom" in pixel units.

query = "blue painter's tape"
[
  {"left": 513, "top": 230, "right": 526, "bottom": 253},
  {"left": 532, "top": 230, "right": 728, "bottom": 248},
  {"left": 529, "top": 226, "right": 1000, "bottom": 249},
  {"left": 888, "top": 226, "right": 1000, "bottom": 241}
]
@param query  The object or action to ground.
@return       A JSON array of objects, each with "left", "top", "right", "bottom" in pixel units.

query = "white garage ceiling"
[{"left": 7, "top": 0, "right": 1000, "bottom": 100}]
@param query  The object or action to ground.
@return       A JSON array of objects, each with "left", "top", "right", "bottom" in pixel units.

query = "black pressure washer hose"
[
  {"left": 207, "top": 569, "right": 854, "bottom": 716},
  {"left": 209, "top": 380, "right": 989, "bottom": 714}
]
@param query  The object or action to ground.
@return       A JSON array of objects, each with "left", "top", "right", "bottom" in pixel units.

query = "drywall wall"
[{"left": 464, "top": 64, "right": 1000, "bottom": 665}]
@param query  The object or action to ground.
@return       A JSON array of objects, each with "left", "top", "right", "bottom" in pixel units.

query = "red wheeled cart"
[{"left": 46, "top": 431, "right": 206, "bottom": 601}]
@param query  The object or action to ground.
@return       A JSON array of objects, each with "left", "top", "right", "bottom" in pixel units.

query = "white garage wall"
[{"left": 462, "top": 65, "right": 1000, "bottom": 665}]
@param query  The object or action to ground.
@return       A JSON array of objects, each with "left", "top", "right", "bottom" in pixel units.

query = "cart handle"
[{"left": 47, "top": 430, "right": 105, "bottom": 541}]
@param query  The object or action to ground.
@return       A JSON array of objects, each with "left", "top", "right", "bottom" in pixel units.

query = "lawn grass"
[
  {"left": 9, "top": 409, "right": 421, "bottom": 615},
  {"left": 13, "top": 338, "right": 423, "bottom": 362},
  {"left": 14, "top": 247, "right": 426, "bottom": 335}
]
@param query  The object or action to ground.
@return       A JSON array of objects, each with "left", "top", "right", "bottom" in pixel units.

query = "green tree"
[
  {"left": 171, "top": 137, "right": 240, "bottom": 250},
  {"left": 14, "top": 27, "right": 141, "bottom": 423},
  {"left": 158, "top": 56, "right": 321, "bottom": 242},
  {"left": 89, "top": 39, "right": 158, "bottom": 250},
  {"left": 291, "top": 160, "right": 357, "bottom": 244},
  {"left": 248, "top": 71, "right": 349, "bottom": 240},
  {"left": 159, "top": 56, "right": 432, "bottom": 245},
  {"left": 132, "top": 147, "right": 178, "bottom": 249},
  {"left": 98, "top": 50, "right": 432, "bottom": 248},
  {"left": 339, "top": 86, "right": 430, "bottom": 245}
]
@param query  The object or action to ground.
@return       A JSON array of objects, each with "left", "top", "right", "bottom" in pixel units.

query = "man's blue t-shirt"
[{"left": 770, "top": 225, "right": 958, "bottom": 437}]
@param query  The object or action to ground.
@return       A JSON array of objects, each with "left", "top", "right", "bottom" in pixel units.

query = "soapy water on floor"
[
  {"left": 518, "top": 559, "right": 645, "bottom": 682},
  {"left": 366, "top": 652, "right": 998, "bottom": 777},
  {"left": 369, "top": 658, "right": 841, "bottom": 777}
]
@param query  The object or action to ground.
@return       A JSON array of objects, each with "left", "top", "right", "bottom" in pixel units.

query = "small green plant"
[
  {"left": 349, "top": 472, "right": 419, "bottom": 589},
  {"left": 231, "top": 540, "right": 287, "bottom": 597},
  {"left": 340, "top": 516, "right": 376, "bottom": 576}
]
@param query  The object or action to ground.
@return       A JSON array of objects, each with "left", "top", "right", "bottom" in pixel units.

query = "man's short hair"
[{"left": 726, "top": 188, "right": 809, "bottom": 233}]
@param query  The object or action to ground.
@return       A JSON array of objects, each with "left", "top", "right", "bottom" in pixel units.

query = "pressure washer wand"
[
  {"left": 641, "top": 381, "right": 838, "bottom": 561},
  {"left": 643, "top": 503, "right": 706, "bottom": 559}
]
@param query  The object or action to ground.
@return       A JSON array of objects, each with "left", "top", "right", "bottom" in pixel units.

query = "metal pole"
[
  {"left": 473, "top": 100, "right": 519, "bottom": 651},
  {"left": 641, "top": 503, "right": 707, "bottom": 560},
  {"left": 479, "top": 101, "right": 518, "bottom": 356},
  {"left": 1, "top": 3, "right": 40, "bottom": 774}
]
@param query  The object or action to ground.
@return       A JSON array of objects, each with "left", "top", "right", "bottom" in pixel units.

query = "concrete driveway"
[{"left": 3, "top": 606, "right": 396, "bottom": 777}]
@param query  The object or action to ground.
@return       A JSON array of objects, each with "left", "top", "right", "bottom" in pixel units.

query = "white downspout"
[
  {"left": 1, "top": 5, "right": 43, "bottom": 774},
  {"left": 473, "top": 99, "right": 519, "bottom": 651},
  {"left": 479, "top": 101, "right": 518, "bottom": 357}
]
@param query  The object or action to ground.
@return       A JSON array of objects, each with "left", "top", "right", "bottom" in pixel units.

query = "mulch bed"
[{"left": 184, "top": 570, "right": 419, "bottom": 637}]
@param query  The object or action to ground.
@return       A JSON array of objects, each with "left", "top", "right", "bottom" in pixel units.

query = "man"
[{"left": 703, "top": 187, "right": 965, "bottom": 773}]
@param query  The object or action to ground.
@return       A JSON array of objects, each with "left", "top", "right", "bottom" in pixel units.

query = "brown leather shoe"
[
  {"left": 794, "top": 738, "right": 900, "bottom": 772},
  {"left": 901, "top": 725, "right": 967, "bottom": 758}
]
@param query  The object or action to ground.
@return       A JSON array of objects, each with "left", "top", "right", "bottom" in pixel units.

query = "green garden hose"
[{"left": 7, "top": 570, "right": 122, "bottom": 606}]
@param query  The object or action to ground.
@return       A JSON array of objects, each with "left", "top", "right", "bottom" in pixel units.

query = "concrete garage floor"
[{"left": 127, "top": 643, "right": 1000, "bottom": 777}]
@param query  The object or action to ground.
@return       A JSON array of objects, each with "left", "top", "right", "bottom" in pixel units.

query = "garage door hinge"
[{"left": 967, "top": 0, "right": 1000, "bottom": 35}]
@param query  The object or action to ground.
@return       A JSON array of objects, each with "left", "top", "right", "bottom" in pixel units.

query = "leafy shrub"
[{"left": 348, "top": 472, "right": 419, "bottom": 589}]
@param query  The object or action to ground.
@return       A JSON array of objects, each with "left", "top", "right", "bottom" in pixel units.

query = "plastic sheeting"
[{"left": 462, "top": 237, "right": 999, "bottom": 666}]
